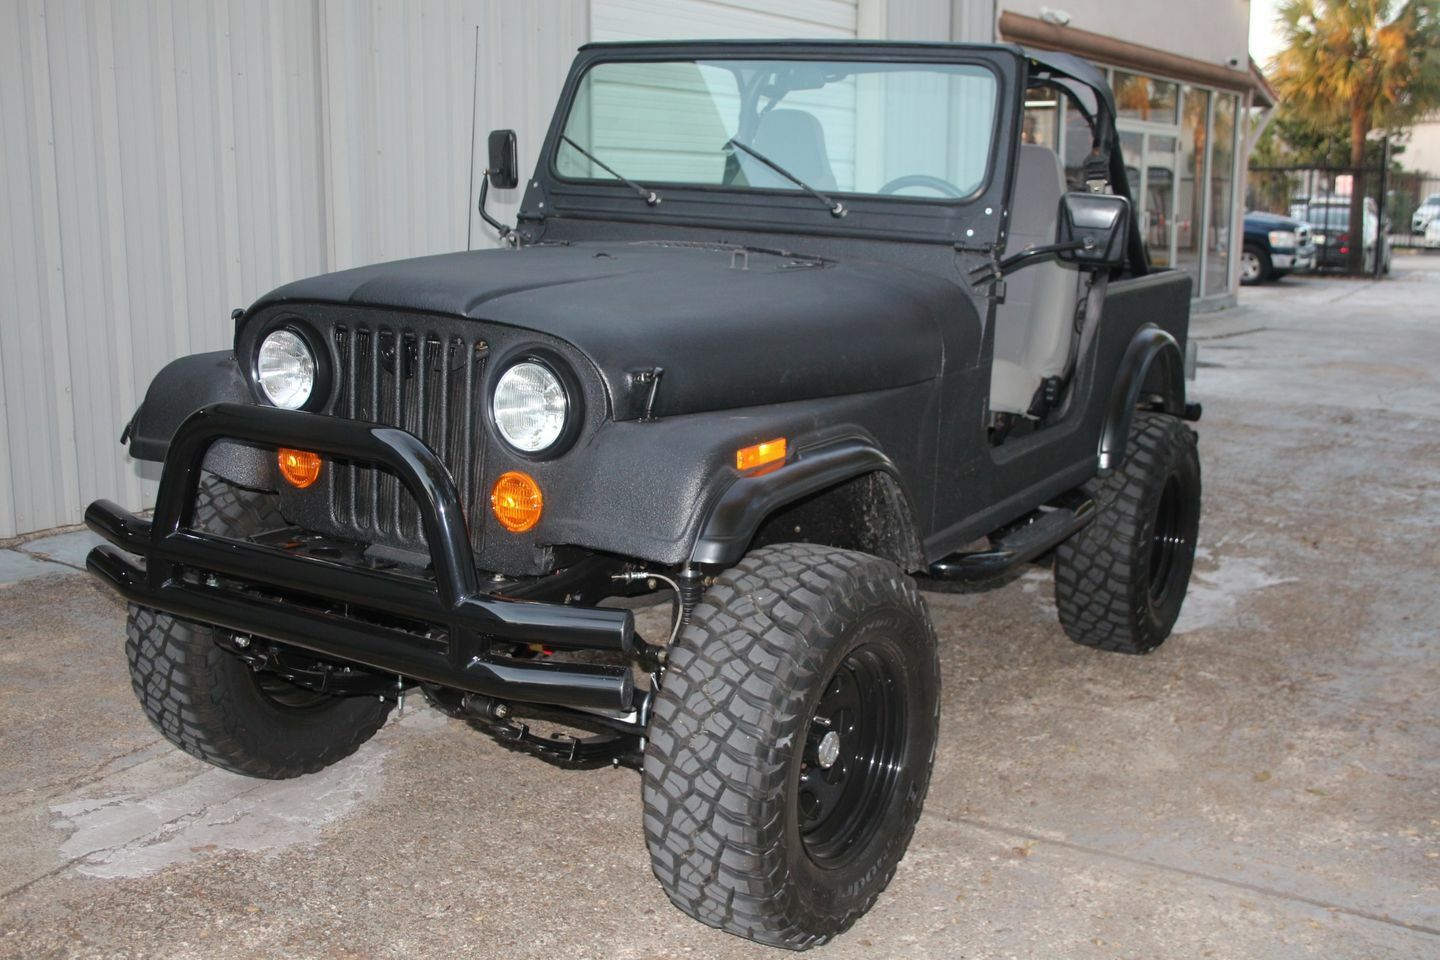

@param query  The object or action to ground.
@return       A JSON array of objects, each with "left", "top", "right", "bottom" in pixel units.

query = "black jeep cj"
[{"left": 87, "top": 40, "right": 1201, "bottom": 950}]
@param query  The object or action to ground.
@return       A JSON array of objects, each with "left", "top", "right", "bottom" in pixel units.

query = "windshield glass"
[{"left": 557, "top": 58, "right": 999, "bottom": 200}]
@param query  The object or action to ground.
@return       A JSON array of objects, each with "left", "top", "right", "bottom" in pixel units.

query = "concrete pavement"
[
  {"left": 0, "top": 531, "right": 101, "bottom": 585},
  {"left": 1, "top": 258, "right": 1437, "bottom": 959}
]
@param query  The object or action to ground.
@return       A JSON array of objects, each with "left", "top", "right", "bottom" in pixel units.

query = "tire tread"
[
  {"left": 1054, "top": 412, "right": 1200, "bottom": 654},
  {"left": 125, "top": 475, "right": 388, "bottom": 779},
  {"left": 643, "top": 543, "right": 939, "bottom": 949}
]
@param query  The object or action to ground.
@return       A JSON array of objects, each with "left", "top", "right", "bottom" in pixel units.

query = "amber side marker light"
[
  {"left": 491, "top": 470, "right": 543, "bottom": 533},
  {"left": 736, "top": 437, "right": 787, "bottom": 472},
  {"left": 277, "top": 448, "right": 322, "bottom": 489}
]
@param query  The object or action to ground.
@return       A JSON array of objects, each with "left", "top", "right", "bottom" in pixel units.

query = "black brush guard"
[{"left": 85, "top": 402, "right": 636, "bottom": 712}]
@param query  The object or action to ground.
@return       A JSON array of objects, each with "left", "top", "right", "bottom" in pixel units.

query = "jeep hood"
[{"left": 250, "top": 242, "right": 955, "bottom": 418}]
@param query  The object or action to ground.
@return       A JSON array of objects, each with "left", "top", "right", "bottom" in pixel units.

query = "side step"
[{"left": 926, "top": 495, "right": 1096, "bottom": 583}]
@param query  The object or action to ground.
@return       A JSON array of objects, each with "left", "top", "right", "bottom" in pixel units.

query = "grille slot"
[{"left": 330, "top": 324, "right": 488, "bottom": 550}]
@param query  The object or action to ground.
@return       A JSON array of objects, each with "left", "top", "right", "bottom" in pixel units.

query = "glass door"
[{"left": 1120, "top": 127, "right": 1180, "bottom": 269}]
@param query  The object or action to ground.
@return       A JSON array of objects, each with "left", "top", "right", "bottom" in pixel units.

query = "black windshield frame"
[{"left": 521, "top": 41, "right": 1027, "bottom": 248}]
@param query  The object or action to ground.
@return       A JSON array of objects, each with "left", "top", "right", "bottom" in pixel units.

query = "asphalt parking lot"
[{"left": 2, "top": 257, "right": 1438, "bottom": 959}]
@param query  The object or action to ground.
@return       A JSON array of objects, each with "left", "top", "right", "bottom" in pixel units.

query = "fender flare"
[
  {"left": 688, "top": 439, "right": 919, "bottom": 568},
  {"left": 125, "top": 351, "right": 273, "bottom": 488},
  {"left": 1098, "top": 325, "right": 1186, "bottom": 470}
]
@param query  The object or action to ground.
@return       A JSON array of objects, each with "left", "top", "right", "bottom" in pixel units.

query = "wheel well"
[
  {"left": 1100, "top": 326, "right": 1186, "bottom": 470},
  {"left": 748, "top": 471, "right": 924, "bottom": 573},
  {"left": 1138, "top": 342, "right": 1184, "bottom": 408}
]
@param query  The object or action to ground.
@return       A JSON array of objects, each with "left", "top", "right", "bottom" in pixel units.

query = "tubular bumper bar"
[{"left": 85, "top": 403, "right": 635, "bottom": 712}]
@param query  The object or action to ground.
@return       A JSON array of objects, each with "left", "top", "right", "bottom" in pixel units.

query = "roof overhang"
[{"left": 1000, "top": 11, "right": 1272, "bottom": 104}]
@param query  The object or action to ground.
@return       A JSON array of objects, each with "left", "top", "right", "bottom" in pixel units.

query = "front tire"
[
  {"left": 1240, "top": 245, "right": 1270, "bottom": 285},
  {"left": 1053, "top": 412, "right": 1201, "bottom": 654},
  {"left": 126, "top": 475, "right": 391, "bottom": 779},
  {"left": 643, "top": 544, "right": 939, "bottom": 949}
]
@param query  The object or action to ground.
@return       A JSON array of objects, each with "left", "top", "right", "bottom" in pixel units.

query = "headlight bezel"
[
  {"left": 250, "top": 321, "right": 331, "bottom": 413},
  {"left": 488, "top": 349, "right": 582, "bottom": 459}
]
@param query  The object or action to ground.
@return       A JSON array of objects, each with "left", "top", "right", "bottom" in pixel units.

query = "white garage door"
[{"left": 592, "top": 0, "right": 860, "bottom": 42}]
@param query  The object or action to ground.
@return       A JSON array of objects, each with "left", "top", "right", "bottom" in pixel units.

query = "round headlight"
[
  {"left": 493, "top": 361, "right": 568, "bottom": 452},
  {"left": 256, "top": 329, "right": 316, "bottom": 409}
]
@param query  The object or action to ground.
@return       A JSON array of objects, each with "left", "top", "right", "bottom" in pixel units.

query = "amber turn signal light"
[
  {"left": 736, "top": 437, "right": 787, "bottom": 472},
  {"left": 491, "top": 471, "right": 543, "bottom": 533},
  {"left": 277, "top": 448, "right": 322, "bottom": 489}
]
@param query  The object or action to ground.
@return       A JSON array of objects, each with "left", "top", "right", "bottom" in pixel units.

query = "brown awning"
[{"left": 1000, "top": 11, "right": 1273, "bottom": 105}]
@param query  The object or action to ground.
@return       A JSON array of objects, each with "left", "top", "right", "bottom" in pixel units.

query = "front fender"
[
  {"left": 125, "top": 351, "right": 273, "bottom": 489},
  {"left": 688, "top": 439, "right": 906, "bottom": 567},
  {"left": 1098, "top": 325, "right": 1185, "bottom": 470},
  {"left": 533, "top": 383, "right": 935, "bottom": 569}
]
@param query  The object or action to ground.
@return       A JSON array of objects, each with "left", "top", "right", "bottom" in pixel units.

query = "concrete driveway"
[{"left": 2, "top": 259, "right": 1438, "bottom": 959}]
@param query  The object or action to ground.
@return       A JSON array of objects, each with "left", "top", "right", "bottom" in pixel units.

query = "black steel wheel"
[
  {"left": 644, "top": 544, "right": 939, "bottom": 950},
  {"left": 1147, "top": 474, "right": 1188, "bottom": 607},
  {"left": 125, "top": 475, "right": 391, "bottom": 779},
  {"left": 798, "top": 645, "right": 909, "bottom": 866},
  {"left": 1053, "top": 412, "right": 1201, "bottom": 654}
]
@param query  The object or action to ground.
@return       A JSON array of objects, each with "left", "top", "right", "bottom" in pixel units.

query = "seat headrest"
[
  {"left": 1011, "top": 144, "right": 1066, "bottom": 240},
  {"left": 743, "top": 109, "right": 837, "bottom": 192}
]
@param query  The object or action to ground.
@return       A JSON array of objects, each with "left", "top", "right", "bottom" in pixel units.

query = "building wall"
[
  {"left": 1402, "top": 117, "right": 1440, "bottom": 177},
  {"left": 0, "top": 0, "right": 332, "bottom": 538},
  {"left": 974, "top": 1, "right": 1255, "bottom": 307},
  {"left": 0, "top": 0, "right": 586, "bottom": 538}
]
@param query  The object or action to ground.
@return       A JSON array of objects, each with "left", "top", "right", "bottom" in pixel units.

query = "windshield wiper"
[
  {"left": 560, "top": 135, "right": 660, "bottom": 206},
  {"left": 724, "top": 138, "right": 846, "bottom": 218}
]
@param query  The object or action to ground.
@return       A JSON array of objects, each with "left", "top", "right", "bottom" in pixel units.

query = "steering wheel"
[{"left": 878, "top": 174, "right": 965, "bottom": 197}]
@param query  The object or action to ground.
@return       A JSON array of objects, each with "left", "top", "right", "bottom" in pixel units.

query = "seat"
[
  {"left": 736, "top": 109, "right": 837, "bottom": 191},
  {"left": 990, "top": 144, "right": 1082, "bottom": 416}
]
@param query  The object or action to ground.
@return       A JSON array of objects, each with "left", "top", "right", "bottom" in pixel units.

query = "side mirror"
[
  {"left": 487, "top": 129, "right": 519, "bottom": 189},
  {"left": 1056, "top": 192, "right": 1130, "bottom": 268}
]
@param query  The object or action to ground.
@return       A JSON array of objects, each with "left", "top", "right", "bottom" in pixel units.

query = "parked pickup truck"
[{"left": 1241, "top": 210, "right": 1315, "bottom": 285}]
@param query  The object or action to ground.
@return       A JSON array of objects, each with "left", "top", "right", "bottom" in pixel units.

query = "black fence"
[
  {"left": 1386, "top": 170, "right": 1440, "bottom": 250},
  {"left": 1248, "top": 165, "right": 1440, "bottom": 278}
]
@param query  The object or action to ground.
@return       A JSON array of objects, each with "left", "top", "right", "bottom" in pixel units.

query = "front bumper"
[
  {"left": 1270, "top": 244, "right": 1316, "bottom": 272},
  {"left": 86, "top": 402, "right": 636, "bottom": 712}
]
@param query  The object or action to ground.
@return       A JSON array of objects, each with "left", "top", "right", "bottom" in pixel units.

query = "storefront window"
[
  {"left": 1175, "top": 86, "right": 1209, "bottom": 292},
  {"left": 1146, "top": 135, "right": 1177, "bottom": 267},
  {"left": 1113, "top": 71, "right": 1179, "bottom": 124},
  {"left": 1205, "top": 94, "right": 1238, "bottom": 297}
]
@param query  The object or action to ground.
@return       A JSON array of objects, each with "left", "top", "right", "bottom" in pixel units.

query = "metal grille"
[{"left": 330, "top": 323, "right": 488, "bottom": 550}]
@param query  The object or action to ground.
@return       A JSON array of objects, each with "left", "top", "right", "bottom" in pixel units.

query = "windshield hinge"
[
  {"left": 632, "top": 367, "right": 665, "bottom": 422},
  {"left": 959, "top": 243, "right": 1006, "bottom": 304}
]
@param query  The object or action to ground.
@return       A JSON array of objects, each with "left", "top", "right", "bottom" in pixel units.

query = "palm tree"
[{"left": 1271, "top": 0, "right": 1440, "bottom": 272}]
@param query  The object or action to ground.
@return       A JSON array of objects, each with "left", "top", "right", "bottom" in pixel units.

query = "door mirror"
[
  {"left": 487, "top": 129, "right": 519, "bottom": 189},
  {"left": 1056, "top": 192, "right": 1129, "bottom": 268}
]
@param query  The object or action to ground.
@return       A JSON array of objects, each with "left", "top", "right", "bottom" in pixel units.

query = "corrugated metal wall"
[
  {"left": 0, "top": 0, "right": 585, "bottom": 538},
  {"left": 0, "top": 0, "right": 967, "bottom": 538},
  {"left": 593, "top": 0, "right": 859, "bottom": 41},
  {"left": 319, "top": 0, "right": 587, "bottom": 270}
]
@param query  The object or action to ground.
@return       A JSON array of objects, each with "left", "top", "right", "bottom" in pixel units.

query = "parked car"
[
  {"left": 1412, "top": 193, "right": 1440, "bottom": 234},
  {"left": 1241, "top": 210, "right": 1315, "bottom": 285},
  {"left": 1293, "top": 197, "right": 1389, "bottom": 274},
  {"left": 83, "top": 41, "right": 1201, "bottom": 949},
  {"left": 1426, "top": 216, "right": 1440, "bottom": 249}
]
